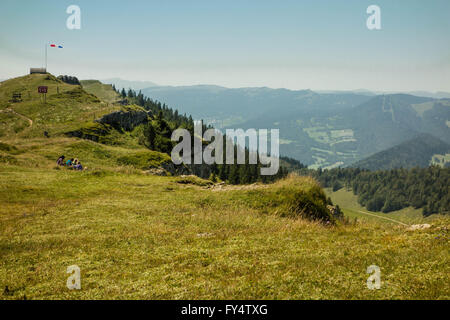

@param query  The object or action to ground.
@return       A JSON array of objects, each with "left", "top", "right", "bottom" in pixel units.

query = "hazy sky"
[{"left": 1, "top": 0, "right": 449, "bottom": 91}]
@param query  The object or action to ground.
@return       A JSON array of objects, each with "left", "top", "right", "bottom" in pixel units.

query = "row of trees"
[{"left": 309, "top": 166, "right": 450, "bottom": 216}]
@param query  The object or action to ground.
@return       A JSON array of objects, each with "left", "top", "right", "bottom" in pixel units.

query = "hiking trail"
[{"left": 0, "top": 108, "right": 33, "bottom": 127}]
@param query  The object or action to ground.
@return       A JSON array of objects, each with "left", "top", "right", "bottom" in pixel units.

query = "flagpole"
[{"left": 45, "top": 42, "right": 47, "bottom": 71}]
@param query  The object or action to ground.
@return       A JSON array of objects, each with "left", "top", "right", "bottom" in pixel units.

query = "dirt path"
[
  {"left": 357, "top": 210, "right": 409, "bottom": 226},
  {"left": 0, "top": 108, "right": 33, "bottom": 127}
]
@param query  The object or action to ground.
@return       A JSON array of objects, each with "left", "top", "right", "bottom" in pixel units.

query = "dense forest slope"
[{"left": 312, "top": 166, "right": 450, "bottom": 216}]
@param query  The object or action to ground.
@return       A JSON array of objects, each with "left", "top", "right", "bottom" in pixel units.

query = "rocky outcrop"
[
  {"left": 65, "top": 122, "right": 113, "bottom": 143},
  {"left": 407, "top": 224, "right": 431, "bottom": 231},
  {"left": 95, "top": 109, "right": 151, "bottom": 131},
  {"left": 144, "top": 167, "right": 168, "bottom": 176}
]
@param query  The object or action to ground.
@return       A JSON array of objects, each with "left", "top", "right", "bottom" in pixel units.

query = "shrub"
[{"left": 249, "top": 174, "right": 334, "bottom": 223}]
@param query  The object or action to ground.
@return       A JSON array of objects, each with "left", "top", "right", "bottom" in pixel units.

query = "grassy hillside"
[
  {"left": 0, "top": 74, "right": 120, "bottom": 138},
  {"left": 0, "top": 74, "right": 449, "bottom": 300},
  {"left": 80, "top": 80, "right": 121, "bottom": 104}
]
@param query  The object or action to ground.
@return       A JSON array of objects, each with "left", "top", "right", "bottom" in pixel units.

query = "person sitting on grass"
[
  {"left": 56, "top": 155, "right": 65, "bottom": 166},
  {"left": 66, "top": 158, "right": 74, "bottom": 167},
  {"left": 74, "top": 162, "right": 83, "bottom": 171}
]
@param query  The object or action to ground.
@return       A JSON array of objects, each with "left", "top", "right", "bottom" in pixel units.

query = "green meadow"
[{"left": 325, "top": 188, "right": 443, "bottom": 226}]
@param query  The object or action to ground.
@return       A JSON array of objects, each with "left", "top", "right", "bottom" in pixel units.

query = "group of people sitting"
[{"left": 56, "top": 155, "right": 84, "bottom": 171}]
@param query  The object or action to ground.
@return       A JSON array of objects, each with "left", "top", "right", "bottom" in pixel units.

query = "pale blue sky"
[{"left": 1, "top": 0, "right": 449, "bottom": 91}]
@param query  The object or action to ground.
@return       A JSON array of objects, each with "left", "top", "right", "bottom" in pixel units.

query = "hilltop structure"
[{"left": 30, "top": 68, "right": 47, "bottom": 74}]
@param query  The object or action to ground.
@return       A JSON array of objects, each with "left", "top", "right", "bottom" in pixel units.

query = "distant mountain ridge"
[
  {"left": 317, "top": 90, "right": 450, "bottom": 99},
  {"left": 350, "top": 133, "right": 450, "bottom": 170},
  {"left": 140, "top": 85, "right": 370, "bottom": 123}
]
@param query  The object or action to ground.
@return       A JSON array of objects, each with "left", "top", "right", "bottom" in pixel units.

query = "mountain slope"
[
  {"left": 346, "top": 94, "right": 450, "bottom": 155},
  {"left": 350, "top": 133, "right": 450, "bottom": 170}
]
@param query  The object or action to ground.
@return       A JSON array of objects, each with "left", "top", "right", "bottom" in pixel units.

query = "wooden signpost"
[
  {"left": 10, "top": 92, "right": 22, "bottom": 103},
  {"left": 38, "top": 86, "right": 48, "bottom": 104}
]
